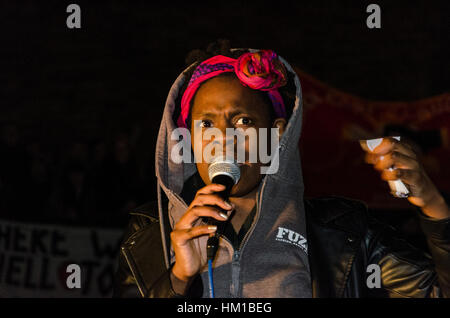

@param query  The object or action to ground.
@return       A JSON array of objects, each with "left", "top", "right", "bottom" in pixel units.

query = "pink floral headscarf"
[{"left": 177, "top": 50, "right": 288, "bottom": 128}]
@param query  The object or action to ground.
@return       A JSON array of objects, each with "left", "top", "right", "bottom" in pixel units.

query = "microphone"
[{"left": 206, "top": 157, "right": 241, "bottom": 261}]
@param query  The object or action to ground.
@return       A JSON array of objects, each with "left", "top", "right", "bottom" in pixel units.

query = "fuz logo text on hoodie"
[{"left": 276, "top": 227, "right": 308, "bottom": 253}]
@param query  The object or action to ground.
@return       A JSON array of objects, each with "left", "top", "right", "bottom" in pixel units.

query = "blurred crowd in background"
[{"left": 0, "top": 123, "right": 155, "bottom": 228}]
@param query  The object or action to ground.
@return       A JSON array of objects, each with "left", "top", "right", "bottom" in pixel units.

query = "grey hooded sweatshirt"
[{"left": 155, "top": 49, "right": 312, "bottom": 297}]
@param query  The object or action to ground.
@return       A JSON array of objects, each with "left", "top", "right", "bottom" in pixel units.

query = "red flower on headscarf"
[{"left": 235, "top": 50, "right": 288, "bottom": 91}]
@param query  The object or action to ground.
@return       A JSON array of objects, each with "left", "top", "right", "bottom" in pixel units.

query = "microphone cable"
[
  {"left": 206, "top": 234, "right": 219, "bottom": 298},
  {"left": 207, "top": 259, "right": 215, "bottom": 298}
]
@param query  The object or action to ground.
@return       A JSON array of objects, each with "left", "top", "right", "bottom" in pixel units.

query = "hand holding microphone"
[
  {"left": 206, "top": 157, "right": 241, "bottom": 261},
  {"left": 170, "top": 157, "right": 240, "bottom": 291}
]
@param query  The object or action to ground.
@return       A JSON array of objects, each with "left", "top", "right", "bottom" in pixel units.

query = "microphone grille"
[{"left": 208, "top": 158, "right": 241, "bottom": 185}]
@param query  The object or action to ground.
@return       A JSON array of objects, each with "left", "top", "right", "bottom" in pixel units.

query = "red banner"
[{"left": 296, "top": 68, "right": 450, "bottom": 210}]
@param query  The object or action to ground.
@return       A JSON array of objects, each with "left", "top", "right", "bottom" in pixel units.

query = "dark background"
[{"left": 0, "top": 0, "right": 448, "bottom": 229}]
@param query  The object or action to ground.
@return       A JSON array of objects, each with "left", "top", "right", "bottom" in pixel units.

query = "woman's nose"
[{"left": 208, "top": 125, "right": 237, "bottom": 158}]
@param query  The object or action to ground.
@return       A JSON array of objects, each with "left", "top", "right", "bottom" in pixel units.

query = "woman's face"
[{"left": 190, "top": 74, "right": 286, "bottom": 197}]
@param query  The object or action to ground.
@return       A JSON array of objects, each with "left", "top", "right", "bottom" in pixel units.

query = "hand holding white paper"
[{"left": 364, "top": 136, "right": 410, "bottom": 198}]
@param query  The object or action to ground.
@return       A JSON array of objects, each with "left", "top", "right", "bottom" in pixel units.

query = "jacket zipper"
[
  {"left": 239, "top": 177, "right": 266, "bottom": 251},
  {"left": 228, "top": 177, "right": 268, "bottom": 297},
  {"left": 121, "top": 245, "right": 146, "bottom": 297},
  {"left": 230, "top": 250, "right": 240, "bottom": 297}
]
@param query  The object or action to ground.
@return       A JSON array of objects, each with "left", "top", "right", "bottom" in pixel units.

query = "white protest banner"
[{"left": 0, "top": 219, "right": 123, "bottom": 297}]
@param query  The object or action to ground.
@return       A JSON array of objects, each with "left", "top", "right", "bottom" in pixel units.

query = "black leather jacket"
[{"left": 113, "top": 196, "right": 450, "bottom": 298}]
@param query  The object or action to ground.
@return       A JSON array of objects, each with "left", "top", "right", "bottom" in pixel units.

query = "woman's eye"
[
  {"left": 199, "top": 120, "right": 213, "bottom": 128},
  {"left": 236, "top": 117, "right": 253, "bottom": 126}
]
